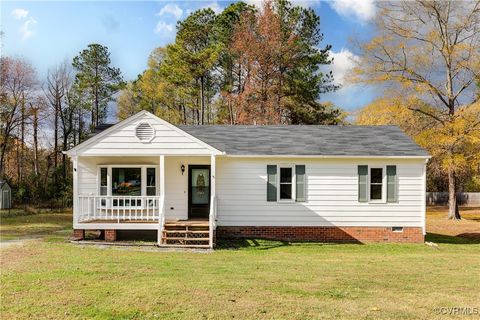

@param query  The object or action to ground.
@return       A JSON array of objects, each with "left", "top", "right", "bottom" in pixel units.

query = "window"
[
  {"left": 146, "top": 168, "right": 156, "bottom": 196},
  {"left": 370, "top": 167, "right": 383, "bottom": 201},
  {"left": 112, "top": 168, "right": 141, "bottom": 196},
  {"left": 279, "top": 166, "right": 293, "bottom": 200},
  {"left": 392, "top": 227, "right": 404, "bottom": 233},
  {"left": 100, "top": 167, "right": 108, "bottom": 196}
]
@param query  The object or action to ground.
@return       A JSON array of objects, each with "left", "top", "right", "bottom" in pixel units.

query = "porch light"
[{"left": 181, "top": 164, "right": 185, "bottom": 175}]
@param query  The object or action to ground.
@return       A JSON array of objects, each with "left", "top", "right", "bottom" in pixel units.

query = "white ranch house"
[{"left": 66, "top": 111, "right": 430, "bottom": 248}]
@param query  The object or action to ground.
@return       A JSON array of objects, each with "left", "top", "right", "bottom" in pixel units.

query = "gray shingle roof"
[{"left": 178, "top": 125, "right": 429, "bottom": 157}]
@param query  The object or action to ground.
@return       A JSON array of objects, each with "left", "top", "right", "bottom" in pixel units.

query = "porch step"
[
  {"left": 160, "top": 221, "right": 210, "bottom": 247},
  {"left": 164, "top": 230, "right": 208, "bottom": 234},
  {"left": 158, "top": 244, "right": 211, "bottom": 249},
  {"left": 164, "top": 222, "right": 209, "bottom": 227},
  {"left": 164, "top": 237, "right": 209, "bottom": 241}
]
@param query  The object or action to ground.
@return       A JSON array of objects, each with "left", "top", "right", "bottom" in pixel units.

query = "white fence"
[{"left": 426, "top": 192, "right": 480, "bottom": 207}]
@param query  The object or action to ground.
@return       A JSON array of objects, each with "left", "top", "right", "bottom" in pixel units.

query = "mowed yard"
[{"left": 0, "top": 208, "right": 479, "bottom": 319}]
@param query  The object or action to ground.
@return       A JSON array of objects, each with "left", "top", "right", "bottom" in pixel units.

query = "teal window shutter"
[
  {"left": 295, "top": 165, "right": 306, "bottom": 202},
  {"left": 387, "top": 165, "right": 397, "bottom": 202},
  {"left": 358, "top": 165, "right": 368, "bottom": 202},
  {"left": 267, "top": 165, "right": 277, "bottom": 201}
]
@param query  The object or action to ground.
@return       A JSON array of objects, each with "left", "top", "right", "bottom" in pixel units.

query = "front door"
[{"left": 188, "top": 165, "right": 211, "bottom": 219}]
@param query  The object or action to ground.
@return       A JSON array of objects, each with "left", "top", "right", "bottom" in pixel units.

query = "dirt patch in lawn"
[{"left": 426, "top": 206, "right": 480, "bottom": 243}]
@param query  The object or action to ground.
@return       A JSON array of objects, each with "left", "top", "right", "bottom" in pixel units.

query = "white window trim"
[
  {"left": 277, "top": 164, "right": 296, "bottom": 203},
  {"left": 97, "top": 165, "right": 159, "bottom": 197},
  {"left": 368, "top": 165, "right": 387, "bottom": 203}
]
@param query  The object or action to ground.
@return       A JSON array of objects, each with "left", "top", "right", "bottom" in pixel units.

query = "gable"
[{"left": 66, "top": 111, "right": 220, "bottom": 156}]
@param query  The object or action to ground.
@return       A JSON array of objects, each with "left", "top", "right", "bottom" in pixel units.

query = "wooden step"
[
  {"left": 164, "top": 223, "right": 209, "bottom": 227},
  {"left": 163, "top": 237, "right": 209, "bottom": 241},
  {"left": 163, "top": 230, "right": 208, "bottom": 234},
  {"left": 158, "top": 244, "right": 211, "bottom": 248}
]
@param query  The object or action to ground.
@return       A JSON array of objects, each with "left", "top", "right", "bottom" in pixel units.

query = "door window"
[{"left": 191, "top": 168, "right": 209, "bottom": 204}]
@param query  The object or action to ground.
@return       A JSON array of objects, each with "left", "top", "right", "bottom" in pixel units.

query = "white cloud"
[
  {"left": 20, "top": 17, "right": 37, "bottom": 40},
  {"left": 202, "top": 2, "right": 223, "bottom": 14},
  {"left": 329, "top": 0, "right": 376, "bottom": 23},
  {"left": 321, "top": 49, "right": 378, "bottom": 111},
  {"left": 157, "top": 4, "right": 183, "bottom": 20},
  {"left": 329, "top": 49, "right": 360, "bottom": 85},
  {"left": 11, "top": 8, "right": 29, "bottom": 20},
  {"left": 290, "top": 0, "right": 321, "bottom": 9},
  {"left": 10, "top": 8, "right": 37, "bottom": 40},
  {"left": 154, "top": 21, "right": 175, "bottom": 35}
]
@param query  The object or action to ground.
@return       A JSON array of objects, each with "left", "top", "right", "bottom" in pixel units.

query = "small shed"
[{"left": 0, "top": 180, "right": 12, "bottom": 209}]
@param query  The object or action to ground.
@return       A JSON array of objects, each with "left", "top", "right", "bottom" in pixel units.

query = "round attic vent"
[{"left": 135, "top": 122, "right": 154, "bottom": 142}]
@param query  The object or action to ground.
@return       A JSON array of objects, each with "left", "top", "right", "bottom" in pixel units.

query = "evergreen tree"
[{"left": 72, "top": 44, "right": 124, "bottom": 129}]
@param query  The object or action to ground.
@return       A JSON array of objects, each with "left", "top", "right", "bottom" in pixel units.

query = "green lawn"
[
  {"left": 0, "top": 209, "right": 72, "bottom": 241},
  {"left": 1, "top": 208, "right": 479, "bottom": 319}
]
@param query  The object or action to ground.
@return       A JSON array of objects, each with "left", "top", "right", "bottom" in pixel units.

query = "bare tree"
[
  {"left": 0, "top": 57, "right": 37, "bottom": 178},
  {"left": 352, "top": 0, "right": 480, "bottom": 219}
]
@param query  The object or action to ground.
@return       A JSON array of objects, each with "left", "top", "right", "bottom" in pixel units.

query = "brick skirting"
[
  {"left": 216, "top": 226, "right": 424, "bottom": 243},
  {"left": 105, "top": 229, "right": 117, "bottom": 242},
  {"left": 73, "top": 229, "right": 85, "bottom": 240}
]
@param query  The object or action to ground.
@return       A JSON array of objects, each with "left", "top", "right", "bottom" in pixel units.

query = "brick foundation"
[
  {"left": 73, "top": 229, "right": 85, "bottom": 240},
  {"left": 105, "top": 229, "right": 117, "bottom": 242},
  {"left": 216, "top": 226, "right": 424, "bottom": 243}
]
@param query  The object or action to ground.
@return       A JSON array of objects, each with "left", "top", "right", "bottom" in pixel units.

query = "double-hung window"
[
  {"left": 369, "top": 167, "right": 383, "bottom": 201},
  {"left": 100, "top": 168, "right": 108, "bottom": 196},
  {"left": 358, "top": 165, "right": 396, "bottom": 203},
  {"left": 267, "top": 164, "right": 306, "bottom": 202},
  {"left": 279, "top": 166, "right": 294, "bottom": 201}
]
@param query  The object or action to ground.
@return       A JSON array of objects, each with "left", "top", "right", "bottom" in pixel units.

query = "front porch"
[{"left": 72, "top": 155, "right": 218, "bottom": 248}]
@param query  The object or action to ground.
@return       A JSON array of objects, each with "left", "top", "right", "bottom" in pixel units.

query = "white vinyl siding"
[{"left": 216, "top": 157, "right": 425, "bottom": 227}]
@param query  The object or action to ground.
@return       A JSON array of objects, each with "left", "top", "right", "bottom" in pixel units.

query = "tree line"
[
  {"left": 0, "top": 44, "right": 125, "bottom": 206},
  {"left": 117, "top": 0, "right": 343, "bottom": 125}
]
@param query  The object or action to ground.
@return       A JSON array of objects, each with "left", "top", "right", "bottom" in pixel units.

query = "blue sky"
[{"left": 1, "top": 0, "right": 379, "bottom": 113}]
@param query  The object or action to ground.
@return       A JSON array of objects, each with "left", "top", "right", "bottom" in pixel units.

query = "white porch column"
[
  {"left": 159, "top": 155, "right": 165, "bottom": 200},
  {"left": 209, "top": 154, "right": 216, "bottom": 248},
  {"left": 211, "top": 155, "right": 216, "bottom": 201},
  {"left": 158, "top": 155, "right": 166, "bottom": 245},
  {"left": 72, "top": 156, "right": 79, "bottom": 224}
]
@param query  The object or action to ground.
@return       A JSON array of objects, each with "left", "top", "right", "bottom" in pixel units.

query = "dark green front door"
[{"left": 188, "top": 165, "right": 210, "bottom": 219}]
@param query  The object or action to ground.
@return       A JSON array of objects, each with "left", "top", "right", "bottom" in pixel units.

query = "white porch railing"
[
  {"left": 209, "top": 195, "right": 217, "bottom": 248},
  {"left": 78, "top": 196, "right": 162, "bottom": 223}
]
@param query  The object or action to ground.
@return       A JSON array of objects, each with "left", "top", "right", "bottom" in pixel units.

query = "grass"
[
  {"left": 0, "top": 207, "right": 479, "bottom": 319},
  {"left": 0, "top": 209, "right": 72, "bottom": 241}
]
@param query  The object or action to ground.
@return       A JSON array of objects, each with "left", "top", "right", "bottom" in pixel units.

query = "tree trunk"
[
  {"left": 54, "top": 96, "right": 59, "bottom": 170},
  {"left": 32, "top": 107, "right": 39, "bottom": 176},
  {"left": 0, "top": 143, "right": 7, "bottom": 178},
  {"left": 200, "top": 77, "right": 205, "bottom": 125},
  {"left": 20, "top": 95, "right": 26, "bottom": 184},
  {"left": 447, "top": 168, "right": 461, "bottom": 220}
]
